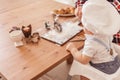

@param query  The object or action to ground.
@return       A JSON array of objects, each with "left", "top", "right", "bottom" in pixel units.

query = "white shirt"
[{"left": 81, "top": 34, "right": 118, "bottom": 63}]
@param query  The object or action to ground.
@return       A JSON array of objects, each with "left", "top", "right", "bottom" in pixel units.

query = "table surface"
[{"left": 0, "top": 0, "right": 84, "bottom": 80}]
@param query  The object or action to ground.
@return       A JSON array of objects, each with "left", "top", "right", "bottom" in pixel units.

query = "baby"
[{"left": 66, "top": 0, "right": 120, "bottom": 80}]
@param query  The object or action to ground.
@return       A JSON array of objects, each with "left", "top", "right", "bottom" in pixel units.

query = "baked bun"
[
  {"left": 65, "top": 7, "right": 71, "bottom": 14},
  {"left": 54, "top": 9, "right": 59, "bottom": 14},
  {"left": 59, "top": 8, "right": 66, "bottom": 14},
  {"left": 70, "top": 7, "right": 75, "bottom": 14},
  {"left": 54, "top": 7, "right": 75, "bottom": 14}
]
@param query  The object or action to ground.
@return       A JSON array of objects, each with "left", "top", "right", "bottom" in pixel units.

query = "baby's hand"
[
  {"left": 66, "top": 43, "right": 76, "bottom": 52},
  {"left": 75, "top": 6, "right": 82, "bottom": 19}
]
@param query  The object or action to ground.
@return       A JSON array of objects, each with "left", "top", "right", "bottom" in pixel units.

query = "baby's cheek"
[{"left": 74, "top": 8, "right": 79, "bottom": 17}]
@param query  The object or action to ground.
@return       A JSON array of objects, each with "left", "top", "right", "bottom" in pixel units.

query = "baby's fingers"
[{"left": 66, "top": 43, "right": 74, "bottom": 51}]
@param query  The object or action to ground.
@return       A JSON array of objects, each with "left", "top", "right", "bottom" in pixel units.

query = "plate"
[
  {"left": 57, "top": 13, "right": 75, "bottom": 17},
  {"left": 51, "top": 11, "right": 75, "bottom": 17}
]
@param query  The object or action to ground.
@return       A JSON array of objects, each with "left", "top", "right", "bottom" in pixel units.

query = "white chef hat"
[{"left": 81, "top": 0, "right": 120, "bottom": 36}]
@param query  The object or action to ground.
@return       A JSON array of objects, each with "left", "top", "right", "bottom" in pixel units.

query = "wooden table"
[{"left": 0, "top": 0, "right": 84, "bottom": 80}]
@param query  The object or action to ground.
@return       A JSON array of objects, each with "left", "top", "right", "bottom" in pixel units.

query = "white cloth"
[
  {"left": 69, "top": 59, "right": 120, "bottom": 80},
  {"left": 81, "top": 34, "right": 117, "bottom": 63},
  {"left": 69, "top": 43, "right": 120, "bottom": 80},
  {"left": 81, "top": 0, "right": 120, "bottom": 36}
]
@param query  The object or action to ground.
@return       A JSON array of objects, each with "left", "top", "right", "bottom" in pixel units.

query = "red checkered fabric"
[
  {"left": 112, "top": 0, "right": 120, "bottom": 45},
  {"left": 75, "top": 0, "right": 86, "bottom": 8},
  {"left": 112, "top": 0, "right": 120, "bottom": 13},
  {"left": 112, "top": 32, "right": 120, "bottom": 45}
]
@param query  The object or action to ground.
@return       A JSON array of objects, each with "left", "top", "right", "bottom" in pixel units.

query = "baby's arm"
[
  {"left": 66, "top": 43, "right": 91, "bottom": 64},
  {"left": 75, "top": 6, "right": 82, "bottom": 19},
  {"left": 112, "top": 43, "right": 120, "bottom": 57}
]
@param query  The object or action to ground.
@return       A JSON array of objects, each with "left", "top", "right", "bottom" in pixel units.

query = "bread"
[
  {"left": 54, "top": 10, "right": 59, "bottom": 14},
  {"left": 54, "top": 7, "right": 75, "bottom": 14},
  {"left": 65, "top": 8, "right": 71, "bottom": 14},
  {"left": 70, "top": 7, "right": 75, "bottom": 14},
  {"left": 59, "top": 8, "right": 66, "bottom": 14}
]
